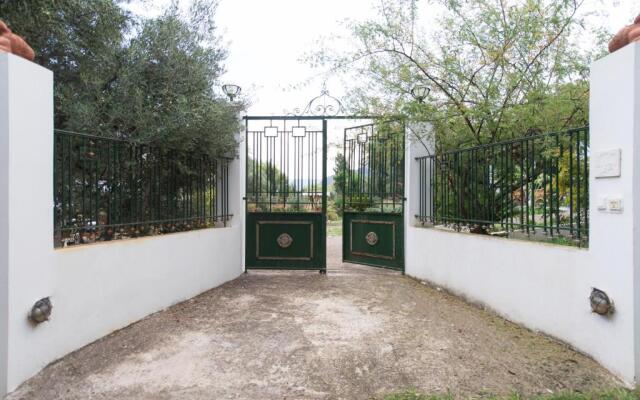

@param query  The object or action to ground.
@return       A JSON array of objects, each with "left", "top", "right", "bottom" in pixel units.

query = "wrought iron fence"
[
  {"left": 415, "top": 127, "right": 589, "bottom": 246},
  {"left": 245, "top": 119, "right": 325, "bottom": 213},
  {"left": 54, "top": 130, "right": 232, "bottom": 248},
  {"left": 343, "top": 121, "right": 405, "bottom": 213}
]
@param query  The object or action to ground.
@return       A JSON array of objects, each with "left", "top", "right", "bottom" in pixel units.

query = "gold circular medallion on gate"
[
  {"left": 277, "top": 233, "right": 293, "bottom": 248},
  {"left": 365, "top": 231, "right": 378, "bottom": 246}
]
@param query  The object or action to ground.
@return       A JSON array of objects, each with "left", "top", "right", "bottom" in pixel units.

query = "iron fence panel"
[
  {"left": 415, "top": 127, "right": 589, "bottom": 247},
  {"left": 53, "top": 130, "right": 232, "bottom": 247}
]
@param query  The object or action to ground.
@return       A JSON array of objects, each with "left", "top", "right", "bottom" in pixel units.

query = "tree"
[
  {"left": 333, "top": 153, "right": 348, "bottom": 196},
  {"left": 247, "top": 159, "right": 293, "bottom": 198},
  {"left": 311, "top": 0, "right": 604, "bottom": 151},
  {"left": 84, "top": 4, "right": 241, "bottom": 157},
  {"left": 332, "top": 152, "right": 364, "bottom": 197},
  {"left": 0, "top": 0, "right": 130, "bottom": 129},
  {"left": 0, "top": 0, "right": 241, "bottom": 157}
]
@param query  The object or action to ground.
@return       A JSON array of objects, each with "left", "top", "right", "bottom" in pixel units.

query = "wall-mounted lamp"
[
  {"left": 29, "top": 297, "right": 52, "bottom": 324},
  {"left": 411, "top": 85, "right": 430, "bottom": 103},
  {"left": 590, "top": 288, "right": 614, "bottom": 315},
  {"left": 222, "top": 84, "right": 241, "bottom": 102}
]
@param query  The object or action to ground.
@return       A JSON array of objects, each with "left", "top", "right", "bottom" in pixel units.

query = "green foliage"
[
  {"left": 311, "top": 0, "right": 604, "bottom": 150},
  {"left": 0, "top": 0, "right": 241, "bottom": 157},
  {"left": 349, "top": 194, "right": 375, "bottom": 212},
  {"left": 101, "top": 6, "right": 240, "bottom": 156},
  {"left": 327, "top": 220, "right": 343, "bottom": 237},
  {"left": 334, "top": 196, "right": 345, "bottom": 216},
  {"left": 326, "top": 202, "right": 339, "bottom": 221},
  {"left": 247, "top": 159, "right": 293, "bottom": 195},
  {"left": 0, "top": 0, "right": 130, "bottom": 129},
  {"left": 544, "top": 235, "right": 581, "bottom": 248},
  {"left": 333, "top": 152, "right": 367, "bottom": 197},
  {"left": 333, "top": 153, "right": 348, "bottom": 196},
  {"left": 383, "top": 388, "right": 639, "bottom": 400},
  {"left": 384, "top": 391, "right": 452, "bottom": 400}
]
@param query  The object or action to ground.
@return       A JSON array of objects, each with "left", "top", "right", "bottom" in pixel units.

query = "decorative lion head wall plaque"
[
  {"left": 0, "top": 20, "right": 35, "bottom": 61},
  {"left": 609, "top": 14, "right": 640, "bottom": 53}
]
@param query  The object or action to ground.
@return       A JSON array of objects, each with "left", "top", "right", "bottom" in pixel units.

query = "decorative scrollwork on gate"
[{"left": 285, "top": 82, "right": 345, "bottom": 117}]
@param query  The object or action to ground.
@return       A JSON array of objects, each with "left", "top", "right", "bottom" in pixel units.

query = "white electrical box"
[
  {"left": 608, "top": 198, "right": 623, "bottom": 212},
  {"left": 597, "top": 197, "right": 624, "bottom": 213}
]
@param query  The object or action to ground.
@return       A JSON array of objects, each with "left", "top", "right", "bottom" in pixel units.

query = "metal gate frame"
[
  {"left": 244, "top": 116, "right": 328, "bottom": 272},
  {"left": 243, "top": 115, "right": 406, "bottom": 273},
  {"left": 341, "top": 120, "right": 405, "bottom": 272}
]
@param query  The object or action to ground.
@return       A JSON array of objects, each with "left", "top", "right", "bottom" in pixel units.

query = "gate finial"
[{"left": 299, "top": 82, "right": 345, "bottom": 116}]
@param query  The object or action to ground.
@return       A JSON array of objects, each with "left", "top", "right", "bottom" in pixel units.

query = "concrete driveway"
[{"left": 8, "top": 237, "right": 619, "bottom": 399}]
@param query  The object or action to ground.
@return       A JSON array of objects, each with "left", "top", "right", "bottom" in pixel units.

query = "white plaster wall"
[
  {"left": 405, "top": 228, "right": 632, "bottom": 380},
  {"left": 406, "top": 122, "right": 433, "bottom": 225},
  {"left": 588, "top": 41, "right": 640, "bottom": 384},
  {"left": 237, "top": 111, "right": 247, "bottom": 273},
  {"left": 0, "top": 52, "right": 12, "bottom": 398},
  {"left": 635, "top": 46, "right": 640, "bottom": 393},
  {"left": 47, "top": 136, "right": 245, "bottom": 373},
  {"left": 6, "top": 227, "right": 243, "bottom": 394},
  {"left": 404, "top": 44, "right": 640, "bottom": 384},
  {"left": 0, "top": 53, "right": 54, "bottom": 397},
  {"left": 0, "top": 53, "right": 245, "bottom": 396}
]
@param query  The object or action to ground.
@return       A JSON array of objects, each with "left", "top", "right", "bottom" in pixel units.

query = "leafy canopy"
[
  {"left": 311, "top": 0, "right": 605, "bottom": 151},
  {"left": 0, "top": 0, "right": 241, "bottom": 157}
]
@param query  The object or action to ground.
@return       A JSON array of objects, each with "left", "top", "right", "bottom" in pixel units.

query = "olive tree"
[
  {"left": 0, "top": 0, "right": 241, "bottom": 157},
  {"left": 311, "top": 0, "right": 605, "bottom": 150}
]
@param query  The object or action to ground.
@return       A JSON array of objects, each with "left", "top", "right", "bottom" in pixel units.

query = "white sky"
[
  {"left": 125, "top": 0, "right": 638, "bottom": 115},
  {"left": 124, "top": 0, "right": 638, "bottom": 172}
]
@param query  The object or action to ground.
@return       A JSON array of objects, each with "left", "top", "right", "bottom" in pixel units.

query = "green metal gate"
[
  {"left": 245, "top": 117, "right": 327, "bottom": 272},
  {"left": 342, "top": 121, "right": 405, "bottom": 271}
]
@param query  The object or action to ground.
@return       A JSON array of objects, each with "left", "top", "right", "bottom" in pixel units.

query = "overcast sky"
[
  {"left": 225, "top": 1, "right": 637, "bottom": 116},
  {"left": 124, "top": 0, "right": 638, "bottom": 171},
  {"left": 125, "top": 0, "right": 637, "bottom": 115}
]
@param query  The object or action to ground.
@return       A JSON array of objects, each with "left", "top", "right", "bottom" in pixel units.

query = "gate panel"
[
  {"left": 245, "top": 117, "right": 327, "bottom": 271},
  {"left": 342, "top": 121, "right": 405, "bottom": 271},
  {"left": 246, "top": 212, "right": 324, "bottom": 269},
  {"left": 343, "top": 212, "right": 403, "bottom": 270}
]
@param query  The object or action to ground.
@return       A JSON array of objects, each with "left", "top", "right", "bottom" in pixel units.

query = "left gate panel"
[
  {"left": 244, "top": 117, "right": 327, "bottom": 271},
  {"left": 246, "top": 212, "right": 325, "bottom": 270}
]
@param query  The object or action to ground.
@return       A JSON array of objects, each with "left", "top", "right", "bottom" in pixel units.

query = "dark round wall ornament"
[
  {"left": 590, "top": 288, "right": 614, "bottom": 316},
  {"left": 29, "top": 297, "right": 52, "bottom": 324}
]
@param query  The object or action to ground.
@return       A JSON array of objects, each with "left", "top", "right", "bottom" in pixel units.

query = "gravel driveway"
[{"left": 8, "top": 237, "right": 620, "bottom": 399}]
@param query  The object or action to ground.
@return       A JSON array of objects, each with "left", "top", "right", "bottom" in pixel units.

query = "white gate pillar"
[
  {"left": 405, "top": 122, "right": 434, "bottom": 227},
  {"left": 0, "top": 53, "right": 54, "bottom": 397},
  {"left": 589, "top": 42, "right": 640, "bottom": 384}
]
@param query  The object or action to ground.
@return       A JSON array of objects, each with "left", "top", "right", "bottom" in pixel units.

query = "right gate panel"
[
  {"left": 342, "top": 121, "right": 405, "bottom": 271},
  {"left": 343, "top": 212, "right": 403, "bottom": 270}
]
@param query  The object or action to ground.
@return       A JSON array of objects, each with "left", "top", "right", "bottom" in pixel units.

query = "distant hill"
[
  {"left": 300, "top": 176, "right": 334, "bottom": 186},
  {"left": 327, "top": 175, "right": 334, "bottom": 186}
]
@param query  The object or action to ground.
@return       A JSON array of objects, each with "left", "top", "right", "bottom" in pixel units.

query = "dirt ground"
[{"left": 8, "top": 237, "right": 620, "bottom": 400}]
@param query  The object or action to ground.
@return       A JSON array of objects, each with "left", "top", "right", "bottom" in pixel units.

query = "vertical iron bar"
[{"left": 321, "top": 119, "right": 327, "bottom": 271}]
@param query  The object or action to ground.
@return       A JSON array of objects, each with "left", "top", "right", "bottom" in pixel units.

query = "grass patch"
[
  {"left": 383, "top": 388, "right": 639, "bottom": 400},
  {"left": 327, "top": 220, "right": 342, "bottom": 237}
]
